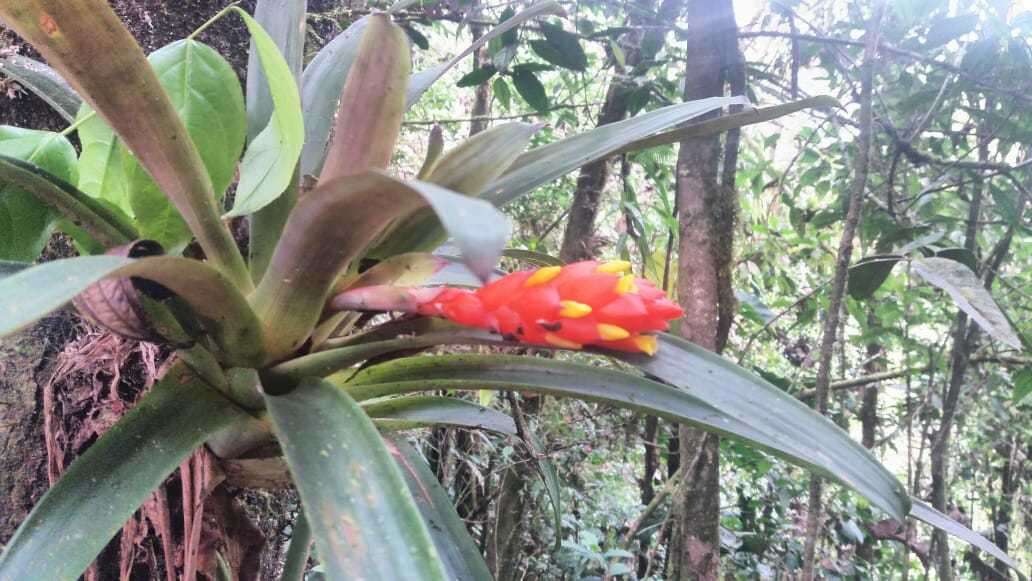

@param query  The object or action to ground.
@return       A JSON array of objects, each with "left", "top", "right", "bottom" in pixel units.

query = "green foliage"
[
  {"left": 0, "top": 127, "right": 77, "bottom": 260},
  {"left": 0, "top": 1, "right": 1027, "bottom": 579}
]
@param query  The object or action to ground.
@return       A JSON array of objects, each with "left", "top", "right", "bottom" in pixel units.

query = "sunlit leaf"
[{"left": 226, "top": 9, "right": 304, "bottom": 218}]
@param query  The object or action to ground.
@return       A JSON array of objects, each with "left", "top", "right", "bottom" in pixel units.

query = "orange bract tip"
[
  {"left": 559, "top": 300, "right": 592, "bottom": 318},
  {"left": 524, "top": 265, "right": 562, "bottom": 287},
  {"left": 633, "top": 335, "right": 658, "bottom": 355},
  {"left": 545, "top": 333, "right": 582, "bottom": 350},
  {"left": 595, "top": 260, "right": 632, "bottom": 274},
  {"left": 614, "top": 274, "right": 638, "bottom": 295},
  {"left": 597, "top": 323, "right": 630, "bottom": 341}
]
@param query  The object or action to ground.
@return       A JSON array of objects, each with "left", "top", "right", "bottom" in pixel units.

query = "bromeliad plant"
[{"left": 0, "top": 0, "right": 1018, "bottom": 579}]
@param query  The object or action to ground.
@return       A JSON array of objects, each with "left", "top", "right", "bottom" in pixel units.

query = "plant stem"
[{"left": 280, "top": 510, "right": 312, "bottom": 581}]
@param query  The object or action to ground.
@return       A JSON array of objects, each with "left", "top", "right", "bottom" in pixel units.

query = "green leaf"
[
  {"left": 493, "top": 77, "right": 512, "bottom": 110},
  {"left": 0, "top": 153, "right": 137, "bottom": 250},
  {"left": 911, "top": 257, "right": 1021, "bottom": 348},
  {"left": 0, "top": 126, "right": 78, "bottom": 261},
  {"left": 365, "top": 395, "right": 517, "bottom": 434},
  {"left": 246, "top": 0, "right": 307, "bottom": 141},
  {"left": 511, "top": 69, "right": 549, "bottom": 112},
  {"left": 0, "top": 255, "right": 265, "bottom": 366},
  {"left": 848, "top": 255, "right": 902, "bottom": 300},
  {"left": 342, "top": 345, "right": 909, "bottom": 520},
  {"left": 76, "top": 108, "right": 130, "bottom": 215},
  {"left": 484, "top": 96, "right": 748, "bottom": 207},
  {"left": 226, "top": 9, "right": 304, "bottom": 218},
  {"left": 457, "top": 65, "right": 497, "bottom": 87},
  {"left": 406, "top": 1, "right": 563, "bottom": 109},
  {"left": 910, "top": 498, "right": 1025, "bottom": 578},
  {"left": 1012, "top": 368, "right": 1032, "bottom": 404},
  {"left": 626, "top": 334, "right": 909, "bottom": 520},
  {"left": 0, "top": 2, "right": 249, "bottom": 285},
  {"left": 388, "top": 438, "right": 494, "bottom": 580},
  {"left": 299, "top": 17, "right": 370, "bottom": 176},
  {"left": 0, "top": 55, "right": 81, "bottom": 122},
  {"left": 0, "top": 363, "right": 246, "bottom": 581},
  {"left": 533, "top": 22, "right": 587, "bottom": 71},
  {"left": 265, "top": 378, "right": 448, "bottom": 580},
  {"left": 371, "top": 123, "right": 539, "bottom": 257},
  {"left": 125, "top": 39, "right": 247, "bottom": 248}
]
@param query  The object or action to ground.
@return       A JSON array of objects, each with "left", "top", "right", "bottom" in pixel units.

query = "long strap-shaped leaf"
[
  {"left": 483, "top": 96, "right": 748, "bottom": 207},
  {"left": 264, "top": 378, "right": 448, "bottom": 580},
  {"left": 388, "top": 438, "right": 494, "bottom": 580},
  {"left": 341, "top": 353, "right": 909, "bottom": 521},
  {"left": 0, "top": 255, "right": 264, "bottom": 366},
  {"left": 0, "top": 0, "right": 250, "bottom": 289},
  {"left": 619, "top": 333, "right": 909, "bottom": 521},
  {"left": 0, "top": 55, "right": 82, "bottom": 121},
  {"left": 366, "top": 395, "right": 517, "bottom": 434},
  {"left": 910, "top": 498, "right": 1025, "bottom": 578},
  {"left": 0, "top": 363, "right": 247, "bottom": 580}
]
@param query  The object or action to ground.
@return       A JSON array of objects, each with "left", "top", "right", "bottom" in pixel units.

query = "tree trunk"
[
  {"left": 669, "top": 1, "right": 741, "bottom": 578},
  {"left": 559, "top": 0, "right": 684, "bottom": 262}
]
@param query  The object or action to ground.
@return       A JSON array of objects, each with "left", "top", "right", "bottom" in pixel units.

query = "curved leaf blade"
[
  {"left": 226, "top": 8, "right": 305, "bottom": 218},
  {"left": 483, "top": 96, "right": 748, "bottom": 207},
  {"left": 911, "top": 257, "right": 1021, "bottom": 348},
  {"left": 848, "top": 254, "right": 902, "bottom": 300},
  {"left": 342, "top": 349, "right": 909, "bottom": 521},
  {"left": 621, "top": 334, "right": 910, "bottom": 520},
  {"left": 0, "top": 153, "right": 137, "bottom": 249},
  {"left": 910, "top": 498, "right": 1025, "bottom": 578},
  {"left": 264, "top": 377, "right": 448, "bottom": 580},
  {"left": 253, "top": 172, "right": 508, "bottom": 358},
  {"left": 388, "top": 438, "right": 494, "bottom": 580},
  {"left": 0, "top": 127, "right": 79, "bottom": 261},
  {"left": 0, "top": 363, "right": 246, "bottom": 581},
  {"left": 246, "top": 0, "right": 307, "bottom": 141},
  {"left": 0, "top": 55, "right": 81, "bottom": 121},
  {"left": 366, "top": 395, "right": 517, "bottom": 434}
]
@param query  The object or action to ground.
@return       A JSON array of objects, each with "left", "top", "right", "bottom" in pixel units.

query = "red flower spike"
[{"left": 331, "top": 260, "right": 683, "bottom": 355}]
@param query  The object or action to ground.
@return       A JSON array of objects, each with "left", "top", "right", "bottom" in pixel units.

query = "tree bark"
[
  {"left": 558, "top": 0, "right": 684, "bottom": 262},
  {"left": 669, "top": 1, "right": 741, "bottom": 578}
]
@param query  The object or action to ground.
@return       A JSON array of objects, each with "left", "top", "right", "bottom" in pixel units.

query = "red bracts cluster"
[{"left": 414, "top": 260, "right": 682, "bottom": 355}]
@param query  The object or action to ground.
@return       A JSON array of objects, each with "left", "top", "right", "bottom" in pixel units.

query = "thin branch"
[{"left": 801, "top": 3, "right": 883, "bottom": 577}]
